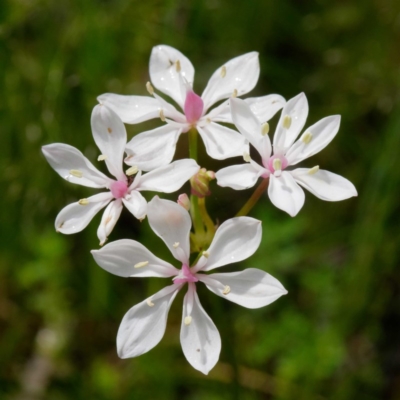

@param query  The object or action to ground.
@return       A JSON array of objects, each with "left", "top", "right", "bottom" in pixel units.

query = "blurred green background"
[{"left": 1, "top": 0, "right": 400, "bottom": 399}]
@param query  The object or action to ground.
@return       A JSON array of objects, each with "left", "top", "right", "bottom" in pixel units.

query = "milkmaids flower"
[
  {"left": 216, "top": 95, "right": 358, "bottom": 217},
  {"left": 91, "top": 196, "right": 287, "bottom": 374},
  {"left": 98, "top": 45, "right": 285, "bottom": 170},
  {"left": 42, "top": 105, "right": 199, "bottom": 245}
]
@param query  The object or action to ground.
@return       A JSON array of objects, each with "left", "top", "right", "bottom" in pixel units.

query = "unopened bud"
[
  {"left": 177, "top": 193, "right": 190, "bottom": 210},
  {"left": 190, "top": 168, "right": 215, "bottom": 198}
]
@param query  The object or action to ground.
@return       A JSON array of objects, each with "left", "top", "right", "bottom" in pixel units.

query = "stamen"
[
  {"left": 243, "top": 152, "right": 251, "bottom": 162},
  {"left": 273, "top": 158, "right": 282, "bottom": 171},
  {"left": 159, "top": 109, "right": 166, "bottom": 122},
  {"left": 282, "top": 115, "right": 292, "bottom": 129},
  {"left": 134, "top": 261, "right": 149, "bottom": 269},
  {"left": 184, "top": 316, "right": 192, "bottom": 326},
  {"left": 202, "top": 251, "right": 210, "bottom": 258},
  {"left": 206, "top": 118, "right": 211, "bottom": 124},
  {"left": 104, "top": 216, "right": 112, "bottom": 225},
  {"left": 222, "top": 285, "right": 231, "bottom": 295},
  {"left": 78, "top": 198, "right": 89, "bottom": 206},
  {"left": 146, "top": 81, "right": 154, "bottom": 95},
  {"left": 173, "top": 242, "right": 180, "bottom": 248},
  {"left": 301, "top": 131, "right": 313, "bottom": 144},
  {"left": 261, "top": 122, "right": 270, "bottom": 136},
  {"left": 220, "top": 66, "right": 226, "bottom": 78},
  {"left": 69, "top": 169, "right": 83, "bottom": 178},
  {"left": 146, "top": 298, "right": 154, "bottom": 307},
  {"left": 107, "top": 127, "right": 112, "bottom": 134},
  {"left": 126, "top": 166, "right": 138, "bottom": 176},
  {"left": 97, "top": 154, "right": 107, "bottom": 161},
  {"left": 175, "top": 60, "right": 181, "bottom": 72},
  {"left": 232, "top": 89, "right": 238, "bottom": 98},
  {"left": 308, "top": 165, "right": 319, "bottom": 175}
]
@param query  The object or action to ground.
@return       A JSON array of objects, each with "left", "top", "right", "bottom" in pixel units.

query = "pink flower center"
[
  {"left": 173, "top": 264, "right": 199, "bottom": 284},
  {"left": 110, "top": 180, "right": 128, "bottom": 199},
  {"left": 266, "top": 155, "right": 289, "bottom": 174},
  {"left": 184, "top": 90, "right": 204, "bottom": 124}
]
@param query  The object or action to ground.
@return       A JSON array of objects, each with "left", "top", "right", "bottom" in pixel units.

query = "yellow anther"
[
  {"left": 261, "top": 122, "right": 270, "bottom": 136},
  {"left": 107, "top": 127, "right": 112, "bottom": 134},
  {"left": 232, "top": 89, "right": 238, "bottom": 98},
  {"left": 206, "top": 118, "right": 211, "bottom": 124},
  {"left": 175, "top": 60, "right": 181, "bottom": 72},
  {"left": 202, "top": 251, "right": 210, "bottom": 258},
  {"left": 222, "top": 285, "right": 231, "bottom": 295},
  {"left": 184, "top": 316, "right": 192, "bottom": 326},
  {"left": 146, "top": 81, "right": 154, "bottom": 95},
  {"left": 69, "top": 169, "right": 83, "bottom": 178},
  {"left": 159, "top": 109, "right": 166, "bottom": 122},
  {"left": 220, "top": 66, "right": 227, "bottom": 78},
  {"left": 78, "top": 198, "right": 89, "bottom": 206},
  {"left": 173, "top": 242, "right": 180, "bottom": 248},
  {"left": 282, "top": 115, "right": 292, "bottom": 129},
  {"left": 243, "top": 152, "right": 251, "bottom": 162},
  {"left": 126, "top": 165, "right": 138, "bottom": 176},
  {"left": 146, "top": 298, "right": 154, "bottom": 307},
  {"left": 301, "top": 131, "right": 313, "bottom": 144},
  {"left": 273, "top": 158, "right": 282, "bottom": 171},
  {"left": 134, "top": 261, "right": 149, "bottom": 269},
  {"left": 308, "top": 165, "right": 320, "bottom": 175},
  {"left": 98, "top": 154, "right": 107, "bottom": 161}
]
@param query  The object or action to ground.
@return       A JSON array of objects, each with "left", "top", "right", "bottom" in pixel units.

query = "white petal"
[
  {"left": 122, "top": 191, "right": 148, "bottom": 220},
  {"left": 137, "top": 159, "right": 199, "bottom": 192},
  {"left": 204, "top": 99, "right": 231, "bottom": 123},
  {"left": 97, "top": 93, "right": 161, "bottom": 124},
  {"left": 200, "top": 268, "right": 287, "bottom": 309},
  {"left": 42, "top": 143, "right": 111, "bottom": 188},
  {"left": 273, "top": 93, "right": 309, "bottom": 153},
  {"left": 285, "top": 115, "right": 341, "bottom": 165},
  {"left": 91, "top": 105, "right": 126, "bottom": 181},
  {"left": 245, "top": 94, "right": 286, "bottom": 123},
  {"left": 197, "top": 122, "right": 249, "bottom": 160},
  {"left": 55, "top": 192, "right": 112, "bottom": 234},
  {"left": 180, "top": 287, "right": 221, "bottom": 375},
  {"left": 216, "top": 164, "right": 263, "bottom": 190},
  {"left": 117, "top": 284, "right": 180, "bottom": 358},
  {"left": 152, "top": 92, "right": 187, "bottom": 123},
  {"left": 147, "top": 196, "right": 191, "bottom": 263},
  {"left": 97, "top": 199, "right": 123, "bottom": 246},
  {"left": 291, "top": 168, "right": 358, "bottom": 201},
  {"left": 149, "top": 45, "right": 194, "bottom": 108},
  {"left": 201, "top": 52, "right": 259, "bottom": 111},
  {"left": 91, "top": 239, "right": 178, "bottom": 278},
  {"left": 268, "top": 171, "right": 305, "bottom": 217},
  {"left": 199, "top": 217, "right": 262, "bottom": 272},
  {"left": 125, "top": 125, "right": 182, "bottom": 172},
  {"left": 230, "top": 98, "right": 271, "bottom": 159}
]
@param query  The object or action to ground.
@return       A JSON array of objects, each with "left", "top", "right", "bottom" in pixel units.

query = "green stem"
[
  {"left": 235, "top": 178, "right": 269, "bottom": 217},
  {"left": 190, "top": 195, "right": 205, "bottom": 235},
  {"left": 198, "top": 197, "right": 215, "bottom": 236},
  {"left": 188, "top": 128, "right": 198, "bottom": 161}
]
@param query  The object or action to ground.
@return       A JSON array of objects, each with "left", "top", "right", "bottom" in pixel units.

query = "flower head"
[
  {"left": 98, "top": 45, "right": 285, "bottom": 169},
  {"left": 42, "top": 105, "right": 200, "bottom": 245},
  {"left": 92, "top": 197, "right": 287, "bottom": 374},
  {"left": 216, "top": 95, "right": 358, "bottom": 216}
]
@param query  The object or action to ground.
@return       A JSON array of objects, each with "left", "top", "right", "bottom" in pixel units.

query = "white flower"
[
  {"left": 97, "top": 45, "right": 286, "bottom": 169},
  {"left": 42, "top": 105, "right": 200, "bottom": 245},
  {"left": 216, "top": 95, "right": 358, "bottom": 217},
  {"left": 91, "top": 196, "right": 287, "bottom": 374}
]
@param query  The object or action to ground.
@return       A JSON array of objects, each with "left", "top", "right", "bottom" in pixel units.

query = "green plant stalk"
[
  {"left": 198, "top": 197, "right": 215, "bottom": 237},
  {"left": 235, "top": 177, "right": 269, "bottom": 217}
]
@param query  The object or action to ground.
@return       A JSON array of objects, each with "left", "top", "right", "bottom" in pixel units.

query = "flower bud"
[
  {"left": 190, "top": 168, "right": 215, "bottom": 198},
  {"left": 177, "top": 193, "right": 190, "bottom": 210}
]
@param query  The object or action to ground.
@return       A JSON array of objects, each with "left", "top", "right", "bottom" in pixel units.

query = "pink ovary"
[
  {"left": 174, "top": 264, "right": 199, "bottom": 284},
  {"left": 266, "top": 155, "right": 289, "bottom": 173},
  {"left": 110, "top": 180, "right": 128, "bottom": 198},
  {"left": 184, "top": 90, "right": 204, "bottom": 124}
]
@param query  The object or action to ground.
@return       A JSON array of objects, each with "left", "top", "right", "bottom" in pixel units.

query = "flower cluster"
[{"left": 42, "top": 45, "right": 357, "bottom": 374}]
